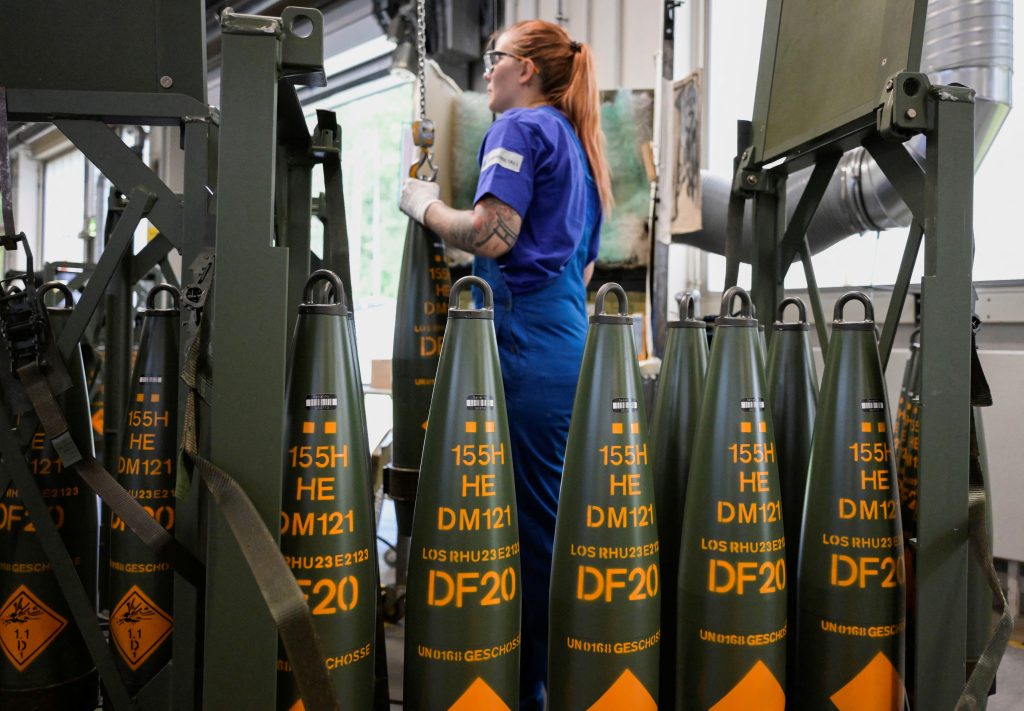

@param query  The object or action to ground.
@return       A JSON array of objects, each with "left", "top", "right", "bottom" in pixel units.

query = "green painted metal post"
[
  {"left": 914, "top": 84, "right": 976, "bottom": 709},
  {"left": 207, "top": 16, "right": 290, "bottom": 710},
  {"left": 172, "top": 115, "right": 215, "bottom": 711},
  {"left": 751, "top": 182, "right": 784, "bottom": 333}
]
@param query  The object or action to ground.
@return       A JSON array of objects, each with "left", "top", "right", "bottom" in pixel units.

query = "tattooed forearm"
[{"left": 424, "top": 196, "right": 521, "bottom": 258}]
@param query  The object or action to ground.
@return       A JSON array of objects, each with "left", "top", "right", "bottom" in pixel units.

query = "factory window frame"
[
  {"left": 705, "top": 0, "right": 1022, "bottom": 290},
  {"left": 305, "top": 75, "right": 414, "bottom": 384},
  {"left": 41, "top": 147, "right": 87, "bottom": 265}
]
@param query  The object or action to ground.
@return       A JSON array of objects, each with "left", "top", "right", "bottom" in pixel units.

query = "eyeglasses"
[{"left": 483, "top": 49, "right": 534, "bottom": 75}]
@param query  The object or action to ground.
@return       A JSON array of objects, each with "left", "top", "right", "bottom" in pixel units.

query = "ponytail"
[{"left": 506, "top": 21, "right": 614, "bottom": 216}]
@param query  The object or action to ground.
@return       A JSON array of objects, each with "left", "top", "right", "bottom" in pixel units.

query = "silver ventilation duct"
[{"left": 684, "top": 0, "right": 1013, "bottom": 261}]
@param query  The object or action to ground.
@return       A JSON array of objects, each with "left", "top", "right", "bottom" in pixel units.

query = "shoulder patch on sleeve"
[{"left": 481, "top": 147, "right": 524, "bottom": 174}]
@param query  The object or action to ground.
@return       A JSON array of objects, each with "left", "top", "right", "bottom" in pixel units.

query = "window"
[
  {"left": 705, "top": 0, "right": 1022, "bottom": 290},
  {"left": 42, "top": 149, "right": 86, "bottom": 264},
  {"left": 306, "top": 77, "right": 415, "bottom": 373}
]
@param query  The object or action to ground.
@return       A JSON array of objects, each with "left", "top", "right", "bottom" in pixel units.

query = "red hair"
[{"left": 504, "top": 20, "right": 614, "bottom": 216}]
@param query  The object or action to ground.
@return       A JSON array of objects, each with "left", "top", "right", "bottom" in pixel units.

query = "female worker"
[{"left": 399, "top": 19, "right": 613, "bottom": 709}]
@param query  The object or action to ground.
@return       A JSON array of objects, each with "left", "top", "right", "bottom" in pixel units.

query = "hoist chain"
[
  {"left": 409, "top": 0, "right": 437, "bottom": 180},
  {"left": 416, "top": 0, "right": 427, "bottom": 123}
]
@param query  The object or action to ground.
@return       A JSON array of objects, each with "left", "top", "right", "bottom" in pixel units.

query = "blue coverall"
[{"left": 472, "top": 105, "right": 601, "bottom": 709}]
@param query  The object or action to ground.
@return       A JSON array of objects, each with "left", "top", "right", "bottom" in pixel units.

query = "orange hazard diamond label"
[
  {"left": 287, "top": 700, "right": 305, "bottom": 711},
  {"left": 110, "top": 585, "right": 173, "bottom": 670},
  {"left": 710, "top": 660, "right": 785, "bottom": 710},
  {"left": 0, "top": 585, "right": 67, "bottom": 671},
  {"left": 449, "top": 677, "right": 511, "bottom": 711},
  {"left": 830, "top": 651, "right": 904, "bottom": 711},
  {"left": 587, "top": 669, "right": 656, "bottom": 711}
]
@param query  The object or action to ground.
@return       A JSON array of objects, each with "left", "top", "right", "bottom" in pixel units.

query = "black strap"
[
  {"left": 180, "top": 329, "right": 339, "bottom": 711},
  {"left": 0, "top": 86, "right": 17, "bottom": 246},
  {"left": 16, "top": 360, "right": 205, "bottom": 588}
]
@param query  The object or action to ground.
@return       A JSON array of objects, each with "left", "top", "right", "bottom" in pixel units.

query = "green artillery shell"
[
  {"left": 549, "top": 283, "right": 660, "bottom": 711},
  {"left": 0, "top": 283, "right": 98, "bottom": 709},
  {"left": 764, "top": 296, "right": 818, "bottom": 692},
  {"left": 390, "top": 220, "right": 450, "bottom": 535},
  {"left": 277, "top": 271, "right": 376, "bottom": 710},
  {"left": 677, "top": 286, "right": 787, "bottom": 711},
  {"left": 347, "top": 310, "right": 392, "bottom": 711},
  {"left": 895, "top": 330, "right": 920, "bottom": 536},
  {"left": 893, "top": 329, "right": 919, "bottom": 695},
  {"left": 649, "top": 294, "right": 707, "bottom": 710},
  {"left": 404, "top": 276, "right": 521, "bottom": 710},
  {"left": 797, "top": 292, "right": 905, "bottom": 710},
  {"left": 107, "top": 285, "right": 179, "bottom": 694}
]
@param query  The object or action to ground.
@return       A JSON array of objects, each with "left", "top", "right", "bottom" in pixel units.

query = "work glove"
[{"left": 399, "top": 177, "right": 442, "bottom": 224}]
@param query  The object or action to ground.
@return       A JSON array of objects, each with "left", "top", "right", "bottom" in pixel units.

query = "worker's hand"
[{"left": 399, "top": 178, "right": 442, "bottom": 224}]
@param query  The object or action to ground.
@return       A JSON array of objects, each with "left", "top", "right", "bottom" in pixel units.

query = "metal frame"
[
  {"left": 727, "top": 72, "right": 977, "bottom": 708},
  {"left": 0, "top": 4, "right": 352, "bottom": 709},
  {"left": 0, "top": 78, "right": 216, "bottom": 711}
]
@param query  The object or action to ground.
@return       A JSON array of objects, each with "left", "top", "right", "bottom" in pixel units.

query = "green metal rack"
[
  {"left": 0, "top": 3, "right": 355, "bottom": 709},
  {"left": 723, "top": 1, "right": 981, "bottom": 707}
]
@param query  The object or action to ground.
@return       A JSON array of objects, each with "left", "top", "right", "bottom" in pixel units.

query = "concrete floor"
[{"left": 377, "top": 500, "right": 1024, "bottom": 709}]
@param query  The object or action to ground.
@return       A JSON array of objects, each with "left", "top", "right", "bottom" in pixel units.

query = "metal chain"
[{"left": 416, "top": 0, "right": 427, "bottom": 122}]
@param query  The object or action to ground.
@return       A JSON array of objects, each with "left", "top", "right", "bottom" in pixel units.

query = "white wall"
[{"left": 504, "top": 0, "right": 665, "bottom": 90}]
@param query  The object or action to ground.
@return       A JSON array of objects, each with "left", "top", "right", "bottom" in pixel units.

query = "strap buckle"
[
  {"left": 50, "top": 430, "right": 83, "bottom": 467},
  {"left": 183, "top": 249, "right": 215, "bottom": 324},
  {"left": 0, "top": 234, "right": 47, "bottom": 373}
]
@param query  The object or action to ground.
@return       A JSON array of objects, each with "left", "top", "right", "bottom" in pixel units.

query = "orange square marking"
[
  {"left": 324, "top": 421, "right": 337, "bottom": 435},
  {"left": 759, "top": 422, "right": 767, "bottom": 433},
  {"left": 611, "top": 422, "right": 624, "bottom": 435},
  {"left": 150, "top": 393, "right": 160, "bottom": 404},
  {"left": 485, "top": 421, "right": 496, "bottom": 433},
  {"left": 740, "top": 422, "right": 752, "bottom": 434},
  {"left": 302, "top": 422, "right": 315, "bottom": 434},
  {"left": 631, "top": 422, "right": 640, "bottom": 434},
  {"left": 877, "top": 422, "right": 886, "bottom": 433},
  {"left": 861, "top": 422, "right": 872, "bottom": 433},
  {"left": 434, "top": 255, "right": 441, "bottom": 263},
  {"left": 465, "top": 421, "right": 477, "bottom": 433},
  {"left": 135, "top": 393, "right": 145, "bottom": 403}
]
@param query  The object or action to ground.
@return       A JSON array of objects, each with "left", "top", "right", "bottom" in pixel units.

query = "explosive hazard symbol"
[
  {"left": 710, "top": 660, "right": 784, "bottom": 710},
  {"left": 110, "top": 585, "right": 173, "bottom": 670},
  {"left": 830, "top": 652, "right": 904, "bottom": 711},
  {"left": 449, "top": 677, "right": 511, "bottom": 710},
  {"left": 588, "top": 669, "right": 656, "bottom": 711},
  {"left": 0, "top": 585, "right": 68, "bottom": 671}
]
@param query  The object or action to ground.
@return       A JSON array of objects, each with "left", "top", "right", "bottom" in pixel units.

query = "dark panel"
[
  {"left": 752, "top": 0, "right": 926, "bottom": 164},
  {"left": 0, "top": 0, "right": 205, "bottom": 102}
]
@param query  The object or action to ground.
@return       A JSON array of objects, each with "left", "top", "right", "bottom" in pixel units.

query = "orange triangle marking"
[
  {"left": 587, "top": 668, "right": 656, "bottom": 711},
  {"left": 109, "top": 585, "right": 173, "bottom": 670},
  {"left": 710, "top": 660, "right": 785, "bottom": 711},
  {"left": 830, "top": 651, "right": 904, "bottom": 711},
  {"left": 0, "top": 585, "right": 68, "bottom": 671},
  {"left": 422, "top": 419, "right": 429, "bottom": 431},
  {"left": 448, "top": 677, "right": 511, "bottom": 711},
  {"left": 287, "top": 701, "right": 305, "bottom": 711},
  {"left": 92, "top": 408, "right": 104, "bottom": 434}
]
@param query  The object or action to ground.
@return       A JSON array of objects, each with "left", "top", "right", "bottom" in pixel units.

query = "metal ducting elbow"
[{"left": 684, "top": 0, "right": 1013, "bottom": 261}]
